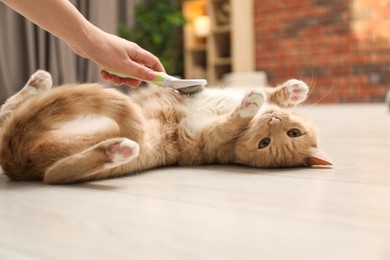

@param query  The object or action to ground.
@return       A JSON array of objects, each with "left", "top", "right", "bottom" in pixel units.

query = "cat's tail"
[{"left": 0, "top": 84, "right": 144, "bottom": 181}]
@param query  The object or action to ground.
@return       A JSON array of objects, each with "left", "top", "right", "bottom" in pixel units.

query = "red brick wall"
[{"left": 254, "top": 0, "right": 390, "bottom": 103}]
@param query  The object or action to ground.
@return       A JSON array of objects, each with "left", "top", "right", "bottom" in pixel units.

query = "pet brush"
[{"left": 103, "top": 68, "right": 207, "bottom": 95}]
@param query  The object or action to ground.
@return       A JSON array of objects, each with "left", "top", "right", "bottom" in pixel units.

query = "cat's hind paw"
[
  {"left": 239, "top": 89, "right": 266, "bottom": 118},
  {"left": 104, "top": 138, "right": 140, "bottom": 169},
  {"left": 24, "top": 70, "right": 52, "bottom": 93},
  {"left": 281, "top": 79, "right": 309, "bottom": 107}
]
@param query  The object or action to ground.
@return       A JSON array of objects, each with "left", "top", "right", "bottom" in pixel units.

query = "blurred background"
[{"left": 0, "top": 0, "right": 389, "bottom": 104}]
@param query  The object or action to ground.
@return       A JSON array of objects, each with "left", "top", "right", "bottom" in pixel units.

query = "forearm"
[
  {"left": 1, "top": 0, "right": 97, "bottom": 48},
  {"left": 2, "top": 0, "right": 164, "bottom": 84}
]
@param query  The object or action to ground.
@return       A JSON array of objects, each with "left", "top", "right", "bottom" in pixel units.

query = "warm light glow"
[{"left": 194, "top": 15, "right": 210, "bottom": 37}]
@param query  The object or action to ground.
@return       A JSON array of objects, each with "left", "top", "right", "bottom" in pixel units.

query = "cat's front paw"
[
  {"left": 239, "top": 89, "right": 266, "bottom": 118},
  {"left": 104, "top": 138, "right": 140, "bottom": 169},
  {"left": 281, "top": 79, "right": 309, "bottom": 107},
  {"left": 25, "top": 70, "right": 52, "bottom": 93}
]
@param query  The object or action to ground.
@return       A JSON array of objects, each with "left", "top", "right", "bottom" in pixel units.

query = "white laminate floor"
[{"left": 0, "top": 104, "right": 389, "bottom": 260}]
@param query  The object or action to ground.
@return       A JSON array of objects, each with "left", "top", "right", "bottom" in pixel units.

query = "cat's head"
[{"left": 234, "top": 105, "right": 332, "bottom": 168}]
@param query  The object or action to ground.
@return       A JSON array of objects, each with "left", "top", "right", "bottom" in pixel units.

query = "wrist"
[{"left": 66, "top": 21, "right": 99, "bottom": 55}]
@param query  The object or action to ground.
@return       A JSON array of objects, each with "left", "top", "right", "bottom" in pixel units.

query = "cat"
[{"left": 0, "top": 70, "right": 331, "bottom": 184}]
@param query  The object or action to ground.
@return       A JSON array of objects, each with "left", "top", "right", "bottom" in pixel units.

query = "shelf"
[
  {"left": 210, "top": 0, "right": 230, "bottom": 27},
  {"left": 212, "top": 25, "right": 231, "bottom": 34},
  {"left": 212, "top": 57, "right": 232, "bottom": 66},
  {"left": 186, "top": 45, "right": 207, "bottom": 52},
  {"left": 183, "top": 0, "right": 254, "bottom": 84}
]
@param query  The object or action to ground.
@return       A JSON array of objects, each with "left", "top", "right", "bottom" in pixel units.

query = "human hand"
[
  {"left": 1, "top": 0, "right": 164, "bottom": 87},
  {"left": 70, "top": 28, "right": 165, "bottom": 88}
]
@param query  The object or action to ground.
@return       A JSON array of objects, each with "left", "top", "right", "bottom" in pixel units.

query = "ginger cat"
[{"left": 0, "top": 70, "right": 331, "bottom": 184}]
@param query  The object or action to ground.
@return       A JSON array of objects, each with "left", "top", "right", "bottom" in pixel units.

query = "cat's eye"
[
  {"left": 287, "top": 128, "right": 302, "bottom": 138},
  {"left": 258, "top": 137, "right": 271, "bottom": 149}
]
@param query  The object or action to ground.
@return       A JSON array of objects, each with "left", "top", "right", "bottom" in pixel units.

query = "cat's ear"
[{"left": 304, "top": 148, "right": 333, "bottom": 167}]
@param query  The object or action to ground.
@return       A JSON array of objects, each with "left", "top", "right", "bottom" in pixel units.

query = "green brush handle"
[{"left": 103, "top": 67, "right": 169, "bottom": 87}]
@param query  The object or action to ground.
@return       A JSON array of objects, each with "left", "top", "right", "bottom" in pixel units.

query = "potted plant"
[{"left": 118, "top": 0, "right": 186, "bottom": 77}]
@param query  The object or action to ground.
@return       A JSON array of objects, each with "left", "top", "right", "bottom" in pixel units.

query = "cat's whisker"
[
  {"left": 309, "top": 73, "right": 315, "bottom": 93},
  {"left": 306, "top": 85, "right": 335, "bottom": 109},
  {"left": 307, "top": 75, "right": 317, "bottom": 103}
]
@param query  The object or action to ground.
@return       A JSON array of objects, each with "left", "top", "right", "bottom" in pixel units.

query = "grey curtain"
[{"left": 0, "top": 0, "right": 138, "bottom": 102}]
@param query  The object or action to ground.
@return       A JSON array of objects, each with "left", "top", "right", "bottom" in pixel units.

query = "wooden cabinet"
[
  {"left": 183, "top": 0, "right": 254, "bottom": 85},
  {"left": 207, "top": 0, "right": 232, "bottom": 83},
  {"left": 183, "top": 0, "right": 208, "bottom": 80}
]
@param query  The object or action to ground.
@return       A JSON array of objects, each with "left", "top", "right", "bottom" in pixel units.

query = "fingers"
[
  {"left": 147, "top": 53, "right": 165, "bottom": 73},
  {"left": 129, "top": 60, "right": 159, "bottom": 81},
  {"left": 122, "top": 78, "right": 142, "bottom": 88},
  {"left": 128, "top": 45, "right": 165, "bottom": 73},
  {"left": 98, "top": 38, "right": 166, "bottom": 88},
  {"left": 100, "top": 70, "right": 141, "bottom": 88}
]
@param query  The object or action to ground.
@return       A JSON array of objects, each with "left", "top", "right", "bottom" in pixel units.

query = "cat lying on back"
[{"left": 0, "top": 70, "right": 331, "bottom": 184}]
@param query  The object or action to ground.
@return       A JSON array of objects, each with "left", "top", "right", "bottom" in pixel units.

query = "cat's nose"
[{"left": 269, "top": 116, "right": 281, "bottom": 125}]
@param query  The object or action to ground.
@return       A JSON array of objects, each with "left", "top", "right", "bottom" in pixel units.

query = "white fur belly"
[
  {"left": 182, "top": 88, "right": 244, "bottom": 135},
  {"left": 54, "top": 115, "right": 118, "bottom": 136}
]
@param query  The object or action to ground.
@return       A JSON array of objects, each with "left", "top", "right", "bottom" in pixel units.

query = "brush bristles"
[{"left": 177, "top": 85, "right": 204, "bottom": 95}]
